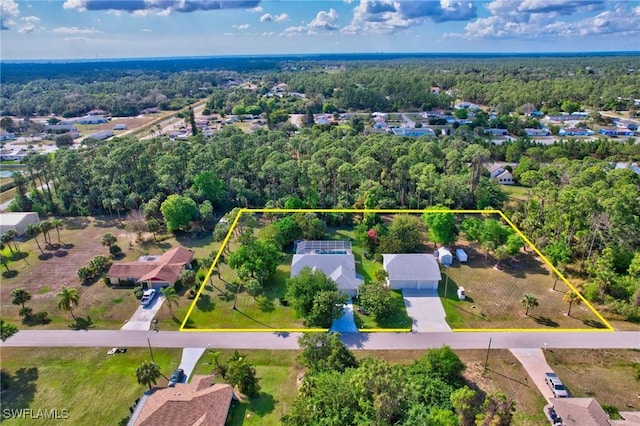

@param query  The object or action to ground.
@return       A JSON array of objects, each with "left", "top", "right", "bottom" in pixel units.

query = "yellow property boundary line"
[{"left": 180, "top": 208, "right": 613, "bottom": 333}]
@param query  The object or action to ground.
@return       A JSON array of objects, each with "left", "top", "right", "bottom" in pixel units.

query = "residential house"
[
  {"left": 525, "top": 128, "right": 551, "bottom": 137},
  {"left": 76, "top": 116, "right": 109, "bottom": 125},
  {"left": 0, "top": 212, "right": 40, "bottom": 236},
  {"left": 548, "top": 398, "right": 611, "bottom": 426},
  {"left": 113, "top": 123, "right": 128, "bottom": 131},
  {"left": 140, "top": 107, "right": 160, "bottom": 115},
  {"left": 455, "top": 101, "right": 480, "bottom": 110},
  {"left": 87, "top": 130, "right": 114, "bottom": 140},
  {"left": 383, "top": 254, "right": 441, "bottom": 290},
  {"left": 494, "top": 169, "right": 515, "bottom": 185},
  {"left": 0, "top": 147, "right": 28, "bottom": 161},
  {"left": 87, "top": 109, "right": 107, "bottom": 116},
  {"left": 600, "top": 128, "right": 635, "bottom": 137},
  {"left": 46, "top": 124, "right": 78, "bottom": 133},
  {"left": 484, "top": 128, "right": 509, "bottom": 136},
  {"left": 615, "top": 120, "right": 637, "bottom": 130},
  {"left": 291, "top": 241, "right": 363, "bottom": 297},
  {"left": 391, "top": 127, "right": 436, "bottom": 137},
  {"left": 546, "top": 113, "right": 588, "bottom": 122},
  {"left": 0, "top": 129, "right": 16, "bottom": 141},
  {"left": 614, "top": 162, "right": 640, "bottom": 175},
  {"left": 559, "top": 128, "right": 595, "bottom": 136},
  {"left": 107, "top": 246, "right": 194, "bottom": 288},
  {"left": 129, "top": 377, "right": 233, "bottom": 426}
]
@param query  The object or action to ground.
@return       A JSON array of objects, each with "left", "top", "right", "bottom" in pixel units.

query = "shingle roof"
[
  {"left": 108, "top": 247, "right": 194, "bottom": 283},
  {"left": 550, "top": 398, "right": 611, "bottom": 426},
  {"left": 135, "top": 377, "right": 233, "bottom": 426},
  {"left": 291, "top": 254, "right": 363, "bottom": 293},
  {"left": 383, "top": 254, "right": 441, "bottom": 281}
]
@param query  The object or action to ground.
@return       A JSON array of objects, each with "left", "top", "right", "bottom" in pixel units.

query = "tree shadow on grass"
[
  {"left": 256, "top": 296, "right": 275, "bottom": 313},
  {"left": 485, "top": 367, "right": 531, "bottom": 387},
  {"left": 583, "top": 319, "right": 607, "bottom": 329},
  {"left": 7, "top": 251, "right": 29, "bottom": 262},
  {"left": 2, "top": 270, "right": 18, "bottom": 279},
  {"left": 0, "top": 367, "right": 38, "bottom": 411},
  {"left": 64, "top": 217, "right": 89, "bottom": 230},
  {"left": 196, "top": 294, "right": 215, "bottom": 312},
  {"left": 533, "top": 316, "right": 559, "bottom": 327},
  {"left": 68, "top": 316, "right": 94, "bottom": 330},
  {"left": 234, "top": 308, "right": 273, "bottom": 329},
  {"left": 248, "top": 392, "right": 276, "bottom": 416}
]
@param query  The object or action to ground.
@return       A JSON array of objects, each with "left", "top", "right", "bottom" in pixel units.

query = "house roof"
[
  {"left": 295, "top": 240, "right": 352, "bottom": 255},
  {"left": 291, "top": 254, "right": 363, "bottom": 292},
  {"left": 0, "top": 212, "right": 39, "bottom": 226},
  {"left": 135, "top": 377, "right": 233, "bottom": 426},
  {"left": 383, "top": 254, "right": 442, "bottom": 281},
  {"left": 108, "top": 247, "right": 193, "bottom": 283},
  {"left": 550, "top": 398, "right": 611, "bottom": 426}
]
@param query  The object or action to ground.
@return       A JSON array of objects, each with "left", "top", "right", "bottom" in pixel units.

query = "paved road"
[{"left": 3, "top": 330, "right": 638, "bottom": 350}]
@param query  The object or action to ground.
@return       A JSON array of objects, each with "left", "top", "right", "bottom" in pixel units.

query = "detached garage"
[
  {"left": 0, "top": 212, "right": 40, "bottom": 236},
  {"left": 383, "top": 254, "right": 442, "bottom": 290}
]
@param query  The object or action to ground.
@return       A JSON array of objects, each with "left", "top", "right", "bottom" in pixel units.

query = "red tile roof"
[{"left": 107, "top": 247, "right": 194, "bottom": 284}]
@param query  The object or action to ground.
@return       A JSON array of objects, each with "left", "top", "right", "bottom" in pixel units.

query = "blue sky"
[{"left": 1, "top": 0, "right": 639, "bottom": 59}]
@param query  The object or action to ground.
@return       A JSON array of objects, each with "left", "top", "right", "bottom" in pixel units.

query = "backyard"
[{"left": 439, "top": 243, "right": 609, "bottom": 330}]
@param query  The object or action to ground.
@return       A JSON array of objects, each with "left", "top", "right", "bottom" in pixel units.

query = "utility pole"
[{"left": 483, "top": 337, "right": 492, "bottom": 374}]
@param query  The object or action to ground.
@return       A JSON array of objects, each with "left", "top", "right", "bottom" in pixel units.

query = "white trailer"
[{"left": 455, "top": 248, "right": 468, "bottom": 263}]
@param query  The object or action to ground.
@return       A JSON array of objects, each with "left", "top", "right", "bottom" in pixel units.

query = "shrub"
[
  {"left": 33, "top": 311, "right": 50, "bottom": 324},
  {"left": 19, "top": 307, "right": 33, "bottom": 318},
  {"left": 134, "top": 286, "right": 143, "bottom": 299},
  {"left": 109, "top": 244, "right": 122, "bottom": 258},
  {"left": 103, "top": 276, "right": 111, "bottom": 286},
  {"left": 601, "top": 404, "right": 622, "bottom": 420}
]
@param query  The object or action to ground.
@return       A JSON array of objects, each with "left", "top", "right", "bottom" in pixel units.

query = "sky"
[{"left": 1, "top": 0, "right": 639, "bottom": 60}]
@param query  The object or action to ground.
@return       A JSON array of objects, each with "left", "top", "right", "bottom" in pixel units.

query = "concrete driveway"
[
  {"left": 330, "top": 300, "right": 358, "bottom": 333},
  {"left": 510, "top": 348, "right": 556, "bottom": 401},
  {"left": 121, "top": 295, "right": 165, "bottom": 331},
  {"left": 178, "top": 347, "right": 207, "bottom": 382},
  {"left": 402, "top": 289, "right": 452, "bottom": 332}
]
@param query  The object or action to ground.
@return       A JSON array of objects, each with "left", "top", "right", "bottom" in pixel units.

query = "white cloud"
[
  {"left": 454, "top": 0, "right": 638, "bottom": 39},
  {"left": 18, "top": 15, "right": 40, "bottom": 34},
  {"left": 63, "top": 36, "right": 90, "bottom": 42},
  {"left": 141, "top": 28, "right": 153, "bottom": 32},
  {"left": 53, "top": 26, "right": 101, "bottom": 35},
  {"left": 63, "top": 0, "right": 262, "bottom": 15},
  {"left": 232, "top": 23, "right": 250, "bottom": 30},
  {"left": 260, "top": 12, "right": 289, "bottom": 23},
  {"left": 248, "top": 6, "right": 263, "bottom": 13},
  {"left": 1, "top": 0, "right": 20, "bottom": 30},
  {"left": 261, "top": 31, "right": 274, "bottom": 36},
  {"left": 309, "top": 8, "right": 339, "bottom": 31}
]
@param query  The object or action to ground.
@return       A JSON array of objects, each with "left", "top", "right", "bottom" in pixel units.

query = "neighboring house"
[
  {"left": 600, "top": 128, "right": 635, "bottom": 137},
  {"left": 46, "top": 124, "right": 78, "bottom": 133},
  {"left": 113, "top": 123, "right": 128, "bottom": 130},
  {"left": 87, "top": 130, "right": 114, "bottom": 141},
  {"left": 546, "top": 113, "right": 588, "bottom": 122},
  {"left": 76, "top": 116, "right": 109, "bottom": 125},
  {"left": 486, "top": 162, "right": 518, "bottom": 179},
  {"left": 0, "top": 212, "right": 40, "bottom": 236},
  {"left": 87, "top": 109, "right": 107, "bottom": 116},
  {"left": 613, "top": 162, "right": 640, "bottom": 175},
  {"left": 129, "top": 377, "right": 233, "bottom": 426},
  {"left": 495, "top": 169, "right": 515, "bottom": 185},
  {"left": 382, "top": 254, "right": 441, "bottom": 290},
  {"left": 615, "top": 120, "right": 638, "bottom": 130},
  {"left": 455, "top": 101, "right": 480, "bottom": 110},
  {"left": 0, "top": 130, "right": 16, "bottom": 141},
  {"left": 484, "top": 128, "right": 509, "bottom": 136},
  {"left": 291, "top": 241, "right": 363, "bottom": 297},
  {"left": 559, "top": 127, "right": 595, "bottom": 136},
  {"left": 391, "top": 127, "right": 436, "bottom": 137},
  {"left": 140, "top": 107, "right": 160, "bottom": 115},
  {"left": 525, "top": 128, "right": 551, "bottom": 137},
  {"left": 108, "top": 247, "right": 194, "bottom": 288},
  {"left": 0, "top": 147, "right": 28, "bottom": 161},
  {"left": 549, "top": 398, "right": 611, "bottom": 426}
]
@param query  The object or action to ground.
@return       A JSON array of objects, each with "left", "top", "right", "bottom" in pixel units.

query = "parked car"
[
  {"left": 168, "top": 368, "right": 185, "bottom": 387},
  {"left": 545, "top": 372, "right": 569, "bottom": 397},
  {"left": 140, "top": 289, "right": 156, "bottom": 306}
]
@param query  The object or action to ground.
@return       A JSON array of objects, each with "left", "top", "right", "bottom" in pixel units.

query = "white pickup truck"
[{"left": 545, "top": 372, "right": 569, "bottom": 398}]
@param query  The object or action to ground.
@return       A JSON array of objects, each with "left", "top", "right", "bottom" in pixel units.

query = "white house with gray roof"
[
  {"left": 291, "top": 241, "right": 363, "bottom": 297},
  {"left": 383, "top": 254, "right": 441, "bottom": 290}
]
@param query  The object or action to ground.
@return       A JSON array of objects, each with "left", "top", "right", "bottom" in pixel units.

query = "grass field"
[
  {"left": 0, "top": 347, "right": 181, "bottom": 425},
  {"left": 502, "top": 185, "right": 530, "bottom": 201},
  {"left": 440, "top": 244, "right": 608, "bottom": 330}
]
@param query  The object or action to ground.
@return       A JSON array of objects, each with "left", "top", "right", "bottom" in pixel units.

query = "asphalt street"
[{"left": 3, "top": 330, "right": 638, "bottom": 350}]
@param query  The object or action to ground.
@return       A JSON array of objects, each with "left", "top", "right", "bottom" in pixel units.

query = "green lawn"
[
  {"left": 0, "top": 347, "right": 181, "bottom": 425},
  {"left": 440, "top": 244, "right": 608, "bottom": 330},
  {"left": 184, "top": 253, "right": 305, "bottom": 330},
  {"left": 502, "top": 185, "right": 530, "bottom": 201}
]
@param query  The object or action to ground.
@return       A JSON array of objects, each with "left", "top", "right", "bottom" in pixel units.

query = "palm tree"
[
  {"left": 0, "top": 232, "right": 15, "bottom": 254},
  {"left": 161, "top": 286, "right": 179, "bottom": 317},
  {"left": 39, "top": 220, "right": 53, "bottom": 246},
  {"left": 563, "top": 290, "right": 582, "bottom": 317},
  {"left": 25, "top": 224, "right": 44, "bottom": 255},
  {"left": 520, "top": 294, "right": 539, "bottom": 316},
  {"left": 5, "top": 230, "right": 20, "bottom": 252},
  {"left": 135, "top": 361, "right": 162, "bottom": 391},
  {"left": 51, "top": 218, "right": 64, "bottom": 243},
  {"left": 57, "top": 286, "right": 80, "bottom": 321}
]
